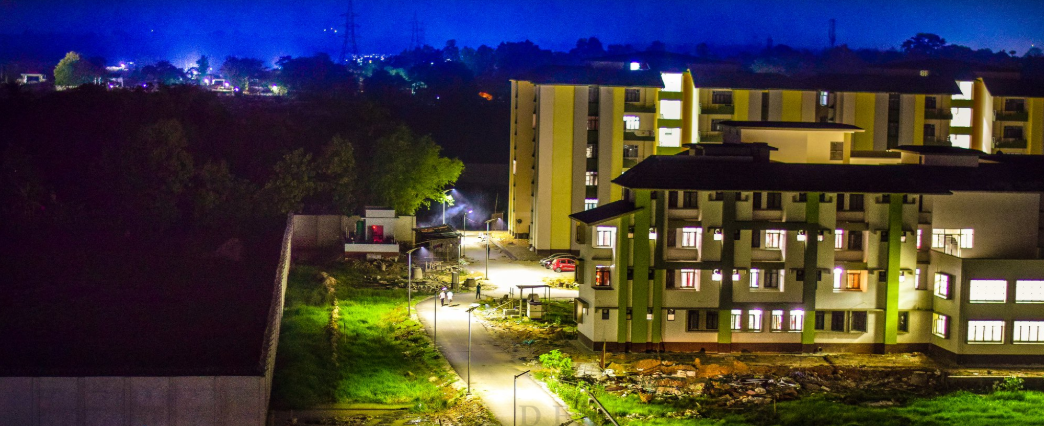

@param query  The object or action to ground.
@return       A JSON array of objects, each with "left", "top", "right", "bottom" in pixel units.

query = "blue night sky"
[{"left": 1, "top": 0, "right": 1042, "bottom": 65}]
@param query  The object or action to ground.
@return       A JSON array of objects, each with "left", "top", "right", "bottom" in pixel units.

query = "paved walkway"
[{"left": 415, "top": 232, "right": 577, "bottom": 426}]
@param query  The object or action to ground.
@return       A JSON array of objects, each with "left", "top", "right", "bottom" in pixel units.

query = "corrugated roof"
[
  {"left": 612, "top": 155, "right": 1044, "bottom": 194},
  {"left": 720, "top": 121, "right": 864, "bottom": 132},
  {"left": 983, "top": 78, "right": 1044, "bottom": 98},
  {"left": 517, "top": 65, "right": 664, "bottom": 87},
  {"left": 569, "top": 200, "right": 641, "bottom": 225}
]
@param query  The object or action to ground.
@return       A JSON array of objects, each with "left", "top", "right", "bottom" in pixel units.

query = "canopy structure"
[{"left": 515, "top": 284, "right": 551, "bottom": 302}]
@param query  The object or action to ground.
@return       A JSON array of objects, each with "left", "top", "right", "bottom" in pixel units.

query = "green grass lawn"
[
  {"left": 270, "top": 263, "right": 455, "bottom": 410},
  {"left": 541, "top": 372, "right": 1044, "bottom": 426}
]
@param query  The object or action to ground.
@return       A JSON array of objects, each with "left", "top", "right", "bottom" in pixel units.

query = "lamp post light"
[
  {"left": 441, "top": 189, "right": 454, "bottom": 225},
  {"left": 460, "top": 209, "right": 472, "bottom": 260},
  {"left": 484, "top": 218, "right": 496, "bottom": 280},
  {"left": 406, "top": 246, "right": 423, "bottom": 317},
  {"left": 466, "top": 304, "right": 479, "bottom": 395},
  {"left": 513, "top": 370, "right": 530, "bottom": 426},
  {"left": 433, "top": 287, "right": 438, "bottom": 344}
]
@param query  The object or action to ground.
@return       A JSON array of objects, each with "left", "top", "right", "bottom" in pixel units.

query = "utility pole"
[
  {"left": 409, "top": 13, "right": 425, "bottom": 51},
  {"left": 339, "top": 0, "right": 360, "bottom": 64},
  {"left": 829, "top": 19, "right": 837, "bottom": 48}
]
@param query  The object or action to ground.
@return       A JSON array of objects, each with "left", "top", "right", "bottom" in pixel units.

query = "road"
[{"left": 415, "top": 232, "right": 579, "bottom": 426}]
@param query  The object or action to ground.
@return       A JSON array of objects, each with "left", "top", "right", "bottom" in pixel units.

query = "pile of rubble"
[{"left": 576, "top": 357, "right": 943, "bottom": 407}]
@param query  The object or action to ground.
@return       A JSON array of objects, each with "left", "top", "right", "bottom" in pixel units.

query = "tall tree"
[
  {"left": 258, "top": 148, "right": 316, "bottom": 216},
  {"left": 195, "top": 55, "right": 210, "bottom": 82},
  {"left": 53, "top": 51, "right": 101, "bottom": 87},
  {"left": 901, "top": 33, "right": 947, "bottom": 57},
  {"left": 220, "top": 56, "right": 265, "bottom": 92},
  {"left": 315, "top": 135, "right": 358, "bottom": 215},
  {"left": 119, "top": 119, "right": 195, "bottom": 230},
  {"left": 368, "top": 126, "right": 463, "bottom": 215}
]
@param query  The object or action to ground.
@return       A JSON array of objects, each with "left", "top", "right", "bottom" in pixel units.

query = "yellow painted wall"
[
  {"left": 1030, "top": 98, "right": 1044, "bottom": 155},
  {"left": 733, "top": 90, "right": 750, "bottom": 121},
  {"left": 681, "top": 72, "right": 694, "bottom": 145},
  {"left": 610, "top": 88, "right": 624, "bottom": 202},
  {"left": 550, "top": 86, "right": 574, "bottom": 250},
  {"left": 913, "top": 95, "right": 925, "bottom": 145},
  {"left": 781, "top": 90, "right": 803, "bottom": 122},
  {"left": 852, "top": 93, "right": 877, "bottom": 151}
]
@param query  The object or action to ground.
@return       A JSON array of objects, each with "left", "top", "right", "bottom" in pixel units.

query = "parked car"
[
  {"left": 540, "top": 253, "right": 576, "bottom": 268},
  {"left": 550, "top": 258, "right": 576, "bottom": 273}
]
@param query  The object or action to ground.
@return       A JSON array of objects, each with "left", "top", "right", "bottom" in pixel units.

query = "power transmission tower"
[
  {"left": 409, "top": 13, "right": 425, "bottom": 51},
  {"left": 339, "top": 0, "right": 360, "bottom": 64},
  {"left": 829, "top": 19, "right": 837, "bottom": 48}
]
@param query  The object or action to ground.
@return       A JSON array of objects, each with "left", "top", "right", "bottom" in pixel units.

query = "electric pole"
[
  {"left": 339, "top": 0, "right": 360, "bottom": 64},
  {"left": 409, "top": 13, "right": 425, "bottom": 51}
]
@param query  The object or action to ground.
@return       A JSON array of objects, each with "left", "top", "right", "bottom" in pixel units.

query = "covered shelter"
[{"left": 413, "top": 224, "right": 462, "bottom": 264}]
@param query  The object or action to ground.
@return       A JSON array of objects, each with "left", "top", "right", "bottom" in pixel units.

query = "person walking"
[
  {"left": 475, "top": 282, "right": 482, "bottom": 300},
  {"left": 439, "top": 289, "right": 446, "bottom": 306},
  {"left": 447, "top": 290, "right": 454, "bottom": 305}
]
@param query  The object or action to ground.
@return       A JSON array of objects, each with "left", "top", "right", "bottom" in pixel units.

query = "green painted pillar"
[
  {"left": 884, "top": 194, "right": 903, "bottom": 346},
  {"left": 718, "top": 192, "right": 738, "bottom": 347},
  {"left": 631, "top": 190, "right": 652, "bottom": 344},
  {"left": 616, "top": 217, "right": 630, "bottom": 344},
  {"left": 801, "top": 193, "right": 821, "bottom": 347},
  {"left": 651, "top": 192, "right": 667, "bottom": 344}
]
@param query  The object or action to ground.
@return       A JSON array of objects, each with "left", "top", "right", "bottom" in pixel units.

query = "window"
[
  {"left": 766, "top": 192, "right": 782, "bottom": 209},
  {"left": 932, "top": 313, "right": 949, "bottom": 338},
  {"left": 576, "top": 224, "right": 586, "bottom": 244},
  {"left": 601, "top": 309, "right": 610, "bottom": 320},
  {"left": 587, "top": 144, "right": 596, "bottom": 158},
  {"left": 833, "top": 268, "right": 862, "bottom": 291},
  {"left": 851, "top": 311, "right": 868, "bottom": 333},
  {"left": 706, "top": 311, "right": 719, "bottom": 330},
  {"left": 916, "top": 229, "right": 923, "bottom": 249},
  {"left": 969, "top": 280, "right": 1007, "bottom": 303},
  {"left": 951, "top": 134, "right": 971, "bottom": 149},
  {"left": 587, "top": 116, "right": 599, "bottom": 130},
  {"left": 967, "top": 320, "right": 1005, "bottom": 343},
  {"left": 915, "top": 268, "right": 926, "bottom": 290},
  {"left": 585, "top": 171, "right": 598, "bottom": 186},
  {"left": 932, "top": 229, "right": 973, "bottom": 250},
  {"left": 1003, "top": 125, "right": 1024, "bottom": 140},
  {"left": 686, "top": 310, "right": 700, "bottom": 331},
  {"left": 950, "top": 107, "right": 972, "bottom": 127},
  {"left": 624, "top": 115, "right": 640, "bottom": 130},
  {"left": 512, "top": 159, "right": 516, "bottom": 174},
  {"left": 659, "top": 100, "right": 682, "bottom": 120},
  {"left": 771, "top": 310, "right": 784, "bottom": 332},
  {"left": 661, "top": 73, "right": 683, "bottom": 92},
  {"left": 681, "top": 227, "right": 700, "bottom": 247},
  {"left": 1014, "top": 321, "right": 1044, "bottom": 343},
  {"left": 848, "top": 231, "right": 863, "bottom": 250},
  {"left": 658, "top": 128, "right": 681, "bottom": 147},
  {"left": 624, "top": 88, "right": 640, "bottom": 102},
  {"left": 584, "top": 199, "right": 598, "bottom": 210},
  {"left": 764, "top": 230, "right": 784, "bottom": 249},
  {"left": 925, "top": 96, "right": 937, "bottom": 110},
  {"left": 934, "top": 273, "right": 952, "bottom": 299},
  {"left": 748, "top": 310, "right": 763, "bottom": 332},
  {"left": 814, "top": 311, "right": 825, "bottom": 330},
  {"left": 749, "top": 268, "right": 761, "bottom": 289},
  {"left": 679, "top": 269, "right": 698, "bottom": 289},
  {"left": 830, "top": 312, "right": 846, "bottom": 332},
  {"left": 1005, "top": 98, "right": 1026, "bottom": 112},
  {"left": 848, "top": 194, "right": 865, "bottom": 211},
  {"left": 711, "top": 91, "right": 732, "bottom": 105},
  {"left": 898, "top": 312, "right": 909, "bottom": 333},
  {"left": 682, "top": 191, "right": 699, "bottom": 208},
  {"left": 835, "top": 230, "right": 845, "bottom": 249},
  {"left": 667, "top": 309, "right": 676, "bottom": 321},
  {"left": 789, "top": 310, "right": 804, "bottom": 332},
  {"left": 710, "top": 118, "right": 726, "bottom": 131},
  {"left": 622, "top": 144, "right": 638, "bottom": 159},
  {"left": 588, "top": 86, "right": 600, "bottom": 102},
  {"left": 730, "top": 309, "right": 743, "bottom": 331},
  {"left": 819, "top": 91, "right": 829, "bottom": 106},
  {"left": 750, "top": 268, "right": 782, "bottom": 290},
  {"left": 1016, "top": 280, "right": 1044, "bottom": 303},
  {"left": 830, "top": 141, "right": 843, "bottom": 160},
  {"left": 924, "top": 124, "right": 936, "bottom": 140},
  {"left": 594, "top": 226, "right": 616, "bottom": 248},
  {"left": 594, "top": 266, "right": 611, "bottom": 287}
]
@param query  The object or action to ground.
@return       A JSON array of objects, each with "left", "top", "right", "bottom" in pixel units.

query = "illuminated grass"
[{"left": 270, "top": 264, "right": 454, "bottom": 410}]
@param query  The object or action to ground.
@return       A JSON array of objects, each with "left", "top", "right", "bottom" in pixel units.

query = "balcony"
[
  {"left": 751, "top": 248, "right": 783, "bottom": 262},
  {"left": 752, "top": 209, "right": 782, "bottom": 221},
  {"left": 667, "top": 208, "right": 700, "bottom": 219},
  {"left": 624, "top": 103, "right": 656, "bottom": 113},
  {"left": 995, "top": 138, "right": 1028, "bottom": 149},
  {"left": 699, "top": 132, "right": 723, "bottom": 143},
  {"left": 924, "top": 108, "right": 952, "bottom": 120},
  {"left": 836, "top": 211, "right": 865, "bottom": 222},
  {"left": 834, "top": 250, "right": 864, "bottom": 262},
  {"left": 995, "top": 110, "right": 1028, "bottom": 122},
  {"left": 701, "top": 104, "right": 734, "bottom": 115},
  {"left": 665, "top": 247, "right": 699, "bottom": 261},
  {"left": 923, "top": 136, "right": 948, "bottom": 146},
  {"left": 624, "top": 130, "right": 656, "bottom": 141}
]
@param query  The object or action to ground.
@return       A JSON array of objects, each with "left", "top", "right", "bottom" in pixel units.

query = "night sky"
[{"left": 1, "top": 0, "right": 1042, "bottom": 65}]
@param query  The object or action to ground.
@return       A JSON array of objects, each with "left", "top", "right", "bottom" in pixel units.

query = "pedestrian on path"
[
  {"left": 475, "top": 282, "right": 482, "bottom": 299},
  {"left": 440, "top": 288, "right": 446, "bottom": 306},
  {"left": 447, "top": 290, "right": 454, "bottom": 305}
]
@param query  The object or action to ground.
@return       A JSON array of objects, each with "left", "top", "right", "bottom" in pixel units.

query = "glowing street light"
[
  {"left": 466, "top": 304, "right": 479, "bottom": 395},
  {"left": 484, "top": 218, "right": 497, "bottom": 280},
  {"left": 406, "top": 243, "right": 432, "bottom": 317},
  {"left": 513, "top": 370, "right": 531, "bottom": 426}
]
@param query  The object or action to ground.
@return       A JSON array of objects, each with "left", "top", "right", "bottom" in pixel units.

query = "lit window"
[
  {"left": 750, "top": 268, "right": 761, "bottom": 289},
  {"left": 835, "top": 230, "right": 845, "bottom": 249},
  {"left": 819, "top": 91, "right": 829, "bottom": 106},
  {"left": 750, "top": 268, "right": 782, "bottom": 290},
  {"left": 932, "top": 313, "right": 949, "bottom": 338},
  {"left": 1016, "top": 280, "right": 1044, "bottom": 303},
  {"left": 586, "top": 144, "right": 596, "bottom": 158},
  {"left": 584, "top": 199, "right": 598, "bottom": 210},
  {"left": 954, "top": 81, "right": 973, "bottom": 100},
  {"left": 658, "top": 128, "right": 681, "bottom": 147},
  {"left": 594, "top": 226, "right": 616, "bottom": 248},
  {"left": 916, "top": 229, "right": 923, "bottom": 249},
  {"left": 748, "top": 310, "right": 763, "bottom": 332},
  {"left": 730, "top": 309, "right": 743, "bottom": 331},
  {"left": 830, "top": 141, "right": 843, "bottom": 161},
  {"left": 764, "top": 230, "right": 784, "bottom": 249},
  {"left": 789, "top": 310, "right": 804, "bottom": 332},
  {"left": 661, "top": 73, "right": 683, "bottom": 92},
  {"left": 969, "top": 280, "right": 1007, "bottom": 303},
  {"left": 934, "top": 273, "right": 952, "bottom": 299},
  {"left": 915, "top": 268, "right": 925, "bottom": 290},
  {"left": 679, "top": 269, "right": 698, "bottom": 289},
  {"left": 967, "top": 320, "right": 1005, "bottom": 343},
  {"left": 629, "top": 61, "right": 641, "bottom": 71},
  {"left": 659, "top": 100, "right": 682, "bottom": 119},
  {"left": 585, "top": 171, "right": 598, "bottom": 186},
  {"left": 712, "top": 228, "right": 723, "bottom": 241},
  {"left": 846, "top": 272, "right": 863, "bottom": 291},
  {"left": 833, "top": 267, "right": 843, "bottom": 290},
  {"left": 1013, "top": 321, "right": 1044, "bottom": 343},
  {"left": 623, "top": 115, "right": 640, "bottom": 130},
  {"left": 594, "top": 266, "right": 611, "bottom": 287},
  {"left": 681, "top": 227, "right": 701, "bottom": 248},
  {"left": 770, "top": 310, "right": 784, "bottom": 332},
  {"left": 932, "top": 229, "right": 973, "bottom": 251},
  {"left": 513, "top": 160, "right": 517, "bottom": 174},
  {"left": 951, "top": 107, "right": 972, "bottom": 127},
  {"left": 950, "top": 134, "right": 971, "bottom": 149}
]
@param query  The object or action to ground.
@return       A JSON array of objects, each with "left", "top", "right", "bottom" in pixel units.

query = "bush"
[
  {"left": 993, "top": 376, "right": 1025, "bottom": 392},
  {"left": 539, "top": 349, "right": 574, "bottom": 380}
]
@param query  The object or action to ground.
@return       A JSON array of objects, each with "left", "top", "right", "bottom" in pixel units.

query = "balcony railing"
[
  {"left": 700, "top": 103, "right": 734, "bottom": 115},
  {"left": 624, "top": 130, "right": 655, "bottom": 141},
  {"left": 995, "top": 138, "right": 1028, "bottom": 149},
  {"left": 924, "top": 108, "right": 953, "bottom": 120},
  {"left": 995, "top": 110, "right": 1029, "bottom": 122},
  {"left": 923, "top": 136, "right": 948, "bottom": 146},
  {"left": 624, "top": 103, "right": 656, "bottom": 113},
  {"left": 699, "top": 132, "right": 723, "bottom": 142}
]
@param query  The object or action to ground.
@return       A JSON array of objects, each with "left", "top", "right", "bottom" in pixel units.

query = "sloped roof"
[
  {"left": 983, "top": 78, "right": 1044, "bottom": 98},
  {"left": 890, "top": 145, "right": 987, "bottom": 157},
  {"left": 569, "top": 200, "right": 641, "bottom": 225},
  {"left": 720, "top": 121, "right": 864, "bottom": 132},
  {"left": 691, "top": 72, "right": 961, "bottom": 95},
  {"left": 517, "top": 65, "right": 664, "bottom": 87}
]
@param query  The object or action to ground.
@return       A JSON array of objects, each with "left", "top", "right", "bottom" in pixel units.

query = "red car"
[{"left": 550, "top": 258, "right": 576, "bottom": 273}]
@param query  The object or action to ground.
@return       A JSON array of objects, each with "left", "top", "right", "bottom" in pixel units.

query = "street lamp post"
[
  {"left": 433, "top": 288, "right": 438, "bottom": 344},
  {"left": 406, "top": 246, "right": 423, "bottom": 317},
  {"left": 513, "top": 370, "right": 530, "bottom": 426},
  {"left": 484, "top": 218, "right": 496, "bottom": 280},
  {"left": 460, "top": 209, "right": 472, "bottom": 261},
  {"left": 466, "top": 304, "right": 479, "bottom": 395}
]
